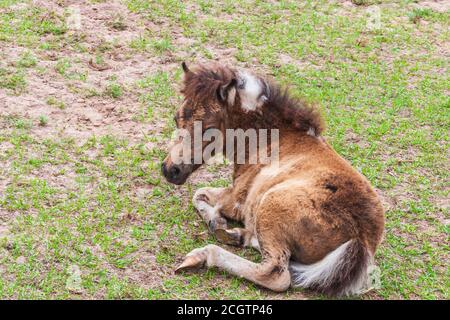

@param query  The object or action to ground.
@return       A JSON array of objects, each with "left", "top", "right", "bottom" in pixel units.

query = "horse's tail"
[{"left": 289, "top": 239, "right": 372, "bottom": 297}]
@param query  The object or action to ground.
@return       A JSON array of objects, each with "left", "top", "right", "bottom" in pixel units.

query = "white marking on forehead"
[{"left": 237, "top": 71, "right": 266, "bottom": 112}]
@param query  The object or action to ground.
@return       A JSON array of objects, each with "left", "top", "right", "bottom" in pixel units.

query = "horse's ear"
[
  {"left": 218, "top": 78, "right": 237, "bottom": 105},
  {"left": 181, "top": 62, "right": 190, "bottom": 73}
]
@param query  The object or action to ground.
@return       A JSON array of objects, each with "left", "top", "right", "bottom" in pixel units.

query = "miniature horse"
[{"left": 161, "top": 62, "right": 385, "bottom": 296}]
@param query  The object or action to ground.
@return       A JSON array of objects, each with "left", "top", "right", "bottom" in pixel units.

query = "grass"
[
  {"left": 46, "top": 96, "right": 66, "bottom": 109},
  {"left": 105, "top": 81, "right": 123, "bottom": 99},
  {"left": 38, "top": 115, "right": 48, "bottom": 126},
  {"left": 0, "top": 68, "right": 26, "bottom": 94},
  {"left": 0, "top": 0, "right": 448, "bottom": 299},
  {"left": 55, "top": 58, "right": 71, "bottom": 76},
  {"left": 16, "top": 51, "right": 37, "bottom": 68},
  {"left": 129, "top": 33, "right": 173, "bottom": 54},
  {"left": 108, "top": 14, "right": 127, "bottom": 31}
]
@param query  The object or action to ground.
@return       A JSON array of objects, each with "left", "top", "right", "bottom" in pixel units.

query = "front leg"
[
  {"left": 192, "top": 187, "right": 228, "bottom": 233},
  {"left": 215, "top": 228, "right": 260, "bottom": 252},
  {"left": 193, "top": 187, "right": 255, "bottom": 249}
]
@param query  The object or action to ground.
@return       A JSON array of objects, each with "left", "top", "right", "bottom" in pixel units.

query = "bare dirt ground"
[{"left": 2, "top": 1, "right": 161, "bottom": 142}]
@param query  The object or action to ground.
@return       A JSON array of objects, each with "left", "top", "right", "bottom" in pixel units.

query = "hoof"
[
  {"left": 174, "top": 247, "right": 208, "bottom": 274},
  {"left": 193, "top": 188, "right": 212, "bottom": 204},
  {"left": 207, "top": 217, "right": 227, "bottom": 233},
  {"left": 215, "top": 229, "right": 242, "bottom": 246},
  {"left": 194, "top": 193, "right": 209, "bottom": 203}
]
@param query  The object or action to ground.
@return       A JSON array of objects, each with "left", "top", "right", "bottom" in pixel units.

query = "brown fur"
[
  {"left": 180, "top": 63, "right": 324, "bottom": 137},
  {"left": 163, "top": 62, "right": 385, "bottom": 296}
]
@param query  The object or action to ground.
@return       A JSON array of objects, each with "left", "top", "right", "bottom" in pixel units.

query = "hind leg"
[{"left": 175, "top": 244, "right": 290, "bottom": 292}]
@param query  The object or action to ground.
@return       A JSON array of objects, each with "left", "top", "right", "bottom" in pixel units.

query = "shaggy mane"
[
  {"left": 182, "top": 63, "right": 324, "bottom": 135},
  {"left": 181, "top": 63, "right": 234, "bottom": 105},
  {"left": 262, "top": 83, "right": 325, "bottom": 135}
]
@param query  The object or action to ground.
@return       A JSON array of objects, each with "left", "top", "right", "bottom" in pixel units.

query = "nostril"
[
  {"left": 171, "top": 165, "right": 181, "bottom": 178},
  {"left": 161, "top": 162, "right": 167, "bottom": 176}
]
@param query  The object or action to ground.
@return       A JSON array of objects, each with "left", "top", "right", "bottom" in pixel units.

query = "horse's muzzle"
[{"left": 161, "top": 161, "right": 193, "bottom": 185}]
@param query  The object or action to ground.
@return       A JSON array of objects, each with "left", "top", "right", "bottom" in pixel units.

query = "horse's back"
[{"left": 253, "top": 135, "right": 384, "bottom": 263}]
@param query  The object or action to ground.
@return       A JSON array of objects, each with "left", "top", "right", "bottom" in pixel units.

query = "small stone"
[
  {"left": 16, "top": 256, "right": 26, "bottom": 264},
  {"left": 0, "top": 225, "right": 10, "bottom": 237},
  {"left": 66, "top": 265, "right": 83, "bottom": 294}
]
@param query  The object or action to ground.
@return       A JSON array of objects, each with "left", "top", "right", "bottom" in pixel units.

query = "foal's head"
[{"left": 161, "top": 62, "right": 269, "bottom": 184}]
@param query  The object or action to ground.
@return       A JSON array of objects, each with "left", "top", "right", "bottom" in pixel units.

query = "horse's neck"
[{"left": 230, "top": 129, "right": 302, "bottom": 178}]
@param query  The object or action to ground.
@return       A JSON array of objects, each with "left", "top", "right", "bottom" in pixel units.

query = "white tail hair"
[{"left": 290, "top": 239, "right": 373, "bottom": 297}]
